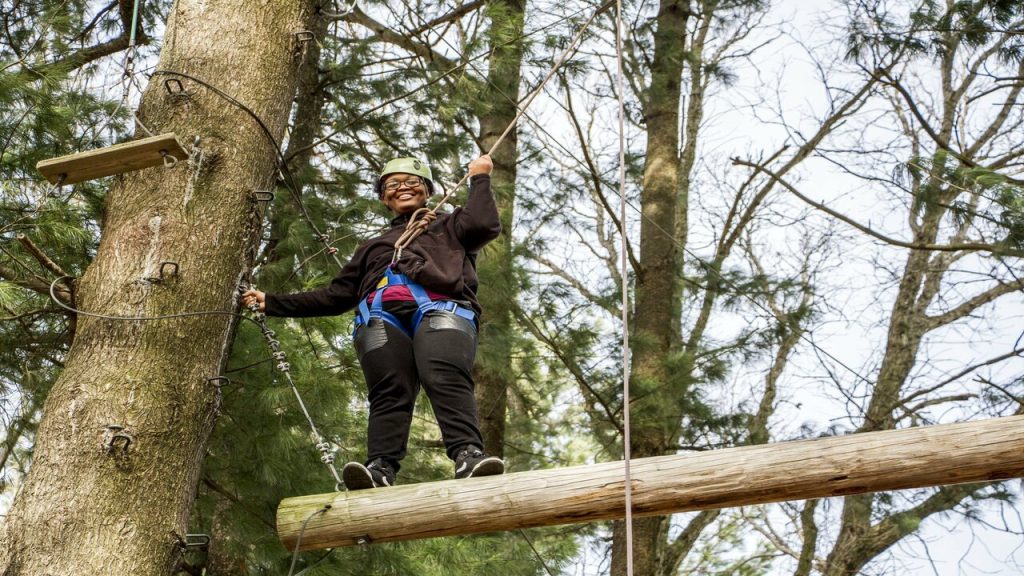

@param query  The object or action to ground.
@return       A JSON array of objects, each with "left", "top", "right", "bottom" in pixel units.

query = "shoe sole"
[
  {"left": 466, "top": 457, "right": 505, "bottom": 478},
  {"left": 342, "top": 462, "right": 376, "bottom": 490}
]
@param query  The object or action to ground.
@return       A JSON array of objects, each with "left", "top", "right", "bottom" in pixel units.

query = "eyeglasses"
[{"left": 382, "top": 176, "right": 424, "bottom": 192}]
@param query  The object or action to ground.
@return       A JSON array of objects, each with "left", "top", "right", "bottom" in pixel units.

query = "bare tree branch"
[
  {"left": 732, "top": 159, "right": 1024, "bottom": 258},
  {"left": 924, "top": 279, "right": 1024, "bottom": 329}
]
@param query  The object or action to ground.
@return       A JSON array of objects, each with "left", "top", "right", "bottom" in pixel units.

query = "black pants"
[{"left": 353, "top": 300, "right": 483, "bottom": 471}]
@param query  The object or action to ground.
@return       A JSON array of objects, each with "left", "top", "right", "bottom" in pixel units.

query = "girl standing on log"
[{"left": 243, "top": 154, "right": 504, "bottom": 489}]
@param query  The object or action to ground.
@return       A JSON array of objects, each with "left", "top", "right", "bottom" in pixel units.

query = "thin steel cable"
[
  {"left": 615, "top": 0, "right": 633, "bottom": 573},
  {"left": 516, "top": 529, "right": 557, "bottom": 576},
  {"left": 148, "top": 69, "right": 347, "bottom": 271},
  {"left": 287, "top": 504, "right": 332, "bottom": 576},
  {"left": 246, "top": 298, "right": 344, "bottom": 488},
  {"left": 49, "top": 273, "right": 343, "bottom": 486},
  {"left": 48, "top": 276, "right": 259, "bottom": 328}
]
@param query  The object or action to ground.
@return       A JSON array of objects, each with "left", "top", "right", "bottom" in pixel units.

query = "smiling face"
[{"left": 381, "top": 173, "right": 429, "bottom": 215}]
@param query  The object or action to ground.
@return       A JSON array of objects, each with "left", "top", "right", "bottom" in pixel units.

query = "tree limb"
[
  {"left": 924, "top": 279, "right": 1024, "bottom": 330},
  {"left": 732, "top": 158, "right": 1024, "bottom": 258},
  {"left": 339, "top": 6, "right": 456, "bottom": 68},
  {"left": 0, "top": 264, "right": 72, "bottom": 304},
  {"left": 511, "top": 303, "right": 623, "bottom": 436},
  {"left": 16, "top": 234, "right": 69, "bottom": 277}
]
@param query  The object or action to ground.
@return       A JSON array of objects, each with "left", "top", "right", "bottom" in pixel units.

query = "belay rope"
[{"left": 390, "top": 3, "right": 606, "bottom": 263}]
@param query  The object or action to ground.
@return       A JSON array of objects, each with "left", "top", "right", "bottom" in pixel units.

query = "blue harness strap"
[{"left": 355, "top": 267, "right": 475, "bottom": 336}]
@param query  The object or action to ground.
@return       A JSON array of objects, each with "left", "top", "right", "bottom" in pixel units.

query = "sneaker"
[
  {"left": 343, "top": 458, "right": 395, "bottom": 490},
  {"left": 454, "top": 445, "right": 505, "bottom": 479}
]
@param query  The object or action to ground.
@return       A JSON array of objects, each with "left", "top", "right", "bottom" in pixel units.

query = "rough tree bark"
[{"left": 0, "top": 1, "right": 316, "bottom": 574}]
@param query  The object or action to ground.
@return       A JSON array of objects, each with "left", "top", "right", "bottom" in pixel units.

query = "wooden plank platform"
[
  {"left": 36, "top": 133, "right": 188, "bottom": 185},
  {"left": 277, "top": 415, "right": 1024, "bottom": 551}
]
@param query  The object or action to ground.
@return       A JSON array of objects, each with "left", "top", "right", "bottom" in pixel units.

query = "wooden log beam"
[{"left": 278, "top": 415, "right": 1024, "bottom": 551}]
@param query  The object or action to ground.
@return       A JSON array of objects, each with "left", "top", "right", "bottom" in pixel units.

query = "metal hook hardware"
[
  {"left": 163, "top": 78, "right": 186, "bottom": 96},
  {"left": 184, "top": 534, "right": 210, "bottom": 549},
  {"left": 102, "top": 424, "right": 133, "bottom": 454},
  {"left": 161, "top": 151, "right": 179, "bottom": 169},
  {"left": 206, "top": 376, "right": 231, "bottom": 388},
  {"left": 144, "top": 261, "right": 180, "bottom": 284}
]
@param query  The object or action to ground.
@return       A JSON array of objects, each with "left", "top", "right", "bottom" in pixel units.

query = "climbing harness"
[{"left": 354, "top": 266, "right": 475, "bottom": 337}]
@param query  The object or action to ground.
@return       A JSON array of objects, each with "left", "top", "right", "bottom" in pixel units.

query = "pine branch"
[
  {"left": 19, "top": 34, "right": 132, "bottom": 79},
  {"left": 408, "top": 0, "right": 486, "bottom": 36},
  {"left": 795, "top": 499, "right": 822, "bottom": 576},
  {"left": 0, "top": 264, "right": 71, "bottom": 304},
  {"left": 864, "top": 483, "right": 984, "bottom": 558},
  {"left": 558, "top": 73, "right": 639, "bottom": 274},
  {"left": 74, "top": 1, "right": 119, "bottom": 43},
  {"left": 511, "top": 303, "right": 623, "bottom": 436},
  {"left": 662, "top": 509, "right": 720, "bottom": 574},
  {"left": 201, "top": 477, "right": 276, "bottom": 531},
  {"left": 339, "top": 6, "right": 456, "bottom": 68},
  {"left": 877, "top": 70, "right": 1024, "bottom": 186},
  {"left": 16, "top": 234, "right": 69, "bottom": 277},
  {"left": 900, "top": 347, "right": 1024, "bottom": 406}
]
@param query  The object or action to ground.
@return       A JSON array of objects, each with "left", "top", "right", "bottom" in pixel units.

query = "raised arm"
[{"left": 455, "top": 154, "right": 501, "bottom": 252}]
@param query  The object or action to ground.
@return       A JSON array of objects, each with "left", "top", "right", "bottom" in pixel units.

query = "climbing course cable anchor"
[
  {"left": 251, "top": 190, "right": 276, "bottom": 203},
  {"left": 183, "top": 534, "right": 210, "bottom": 550},
  {"left": 102, "top": 425, "right": 133, "bottom": 454},
  {"left": 163, "top": 78, "right": 188, "bottom": 97},
  {"left": 161, "top": 150, "right": 179, "bottom": 169},
  {"left": 144, "top": 260, "right": 180, "bottom": 284},
  {"left": 206, "top": 376, "right": 231, "bottom": 389}
]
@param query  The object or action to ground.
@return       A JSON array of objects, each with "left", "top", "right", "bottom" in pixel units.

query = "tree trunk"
[
  {"left": 613, "top": 0, "right": 690, "bottom": 574},
  {"left": 0, "top": 1, "right": 315, "bottom": 574},
  {"left": 474, "top": 0, "right": 525, "bottom": 459}
]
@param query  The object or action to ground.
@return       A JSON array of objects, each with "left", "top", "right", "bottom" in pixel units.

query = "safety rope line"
[
  {"left": 287, "top": 504, "right": 332, "bottom": 576},
  {"left": 615, "top": 0, "right": 633, "bottom": 572},
  {"left": 390, "top": 1, "right": 607, "bottom": 263}
]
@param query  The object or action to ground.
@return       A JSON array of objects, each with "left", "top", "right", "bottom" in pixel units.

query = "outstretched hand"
[
  {"left": 468, "top": 154, "right": 493, "bottom": 177},
  {"left": 241, "top": 289, "right": 266, "bottom": 312}
]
